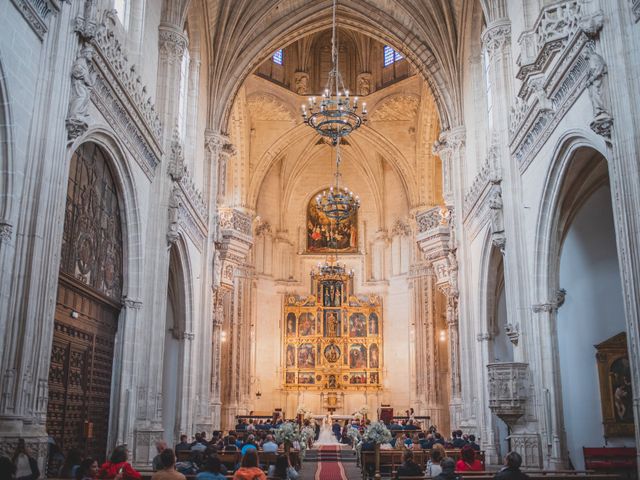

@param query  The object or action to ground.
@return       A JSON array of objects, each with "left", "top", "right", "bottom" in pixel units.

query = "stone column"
[
  {"left": 209, "top": 286, "right": 227, "bottom": 429},
  {"left": 132, "top": 22, "right": 188, "bottom": 466},
  {"left": 482, "top": 10, "right": 543, "bottom": 468},
  {"left": 597, "top": 2, "right": 640, "bottom": 474},
  {"left": 213, "top": 208, "right": 253, "bottom": 429},
  {"left": 415, "top": 206, "right": 461, "bottom": 430}
]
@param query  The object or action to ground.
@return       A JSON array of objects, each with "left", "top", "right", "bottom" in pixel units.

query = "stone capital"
[
  {"left": 482, "top": 21, "right": 512, "bottom": 58},
  {"left": 158, "top": 25, "right": 188, "bottom": 64}
]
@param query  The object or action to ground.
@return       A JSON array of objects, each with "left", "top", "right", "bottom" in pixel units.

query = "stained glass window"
[
  {"left": 272, "top": 49, "right": 283, "bottom": 65},
  {"left": 383, "top": 45, "right": 404, "bottom": 67}
]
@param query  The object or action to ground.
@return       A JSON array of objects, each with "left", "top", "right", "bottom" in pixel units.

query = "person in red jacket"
[
  {"left": 455, "top": 445, "right": 483, "bottom": 472},
  {"left": 99, "top": 446, "right": 141, "bottom": 479}
]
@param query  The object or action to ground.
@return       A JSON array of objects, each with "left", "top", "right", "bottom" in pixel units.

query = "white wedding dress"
[{"left": 315, "top": 417, "right": 342, "bottom": 446}]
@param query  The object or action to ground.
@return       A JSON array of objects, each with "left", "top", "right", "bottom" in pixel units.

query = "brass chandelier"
[
  {"left": 301, "top": 0, "right": 367, "bottom": 145},
  {"left": 315, "top": 144, "right": 360, "bottom": 222}
]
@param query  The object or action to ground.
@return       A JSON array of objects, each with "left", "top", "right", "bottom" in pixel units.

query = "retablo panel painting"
[
  {"left": 282, "top": 266, "right": 382, "bottom": 391},
  {"left": 307, "top": 191, "right": 358, "bottom": 253}
]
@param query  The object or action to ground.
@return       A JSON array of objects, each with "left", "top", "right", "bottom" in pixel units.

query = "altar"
[{"left": 282, "top": 264, "right": 383, "bottom": 393}]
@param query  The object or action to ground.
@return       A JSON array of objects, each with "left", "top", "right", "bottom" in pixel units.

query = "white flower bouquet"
[
  {"left": 359, "top": 405, "right": 369, "bottom": 415},
  {"left": 275, "top": 421, "right": 300, "bottom": 445},
  {"left": 363, "top": 421, "right": 392, "bottom": 444}
]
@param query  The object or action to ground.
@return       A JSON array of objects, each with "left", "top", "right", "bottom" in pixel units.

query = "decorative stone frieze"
[
  {"left": 75, "top": 10, "right": 162, "bottom": 178},
  {"left": 122, "top": 298, "right": 143, "bottom": 309},
  {"left": 511, "top": 1, "right": 606, "bottom": 170},
  {"left": 219, "top": 208, "right": 253, "bottom": 237},
  {"left": 93, "top": 11, "right": 162, "bottom": 140},
  {"left": 487, "top": 362, "right": 530, "bottom": 427},
  {"left": 10, "top": 0, "right": 60, "bottom": 40}
]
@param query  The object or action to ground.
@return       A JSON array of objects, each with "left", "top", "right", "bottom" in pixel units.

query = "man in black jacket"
[
  {"left": 396, "top": 450, "right": 423, "bottom": 478},
  {"left": 494, "top": 451, "right": 530, "bottom": 480},
  {"left": 433, "top": 458, "right": 460, "bottom": 480}
]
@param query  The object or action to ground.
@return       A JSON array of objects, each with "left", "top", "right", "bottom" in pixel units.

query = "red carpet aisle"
[{"left": 315, "top": 446, "right": 348, "bottom": 480}]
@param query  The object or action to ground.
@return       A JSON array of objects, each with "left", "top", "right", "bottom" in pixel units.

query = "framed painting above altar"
[{"left": 306, "top": 191, "right": 358, "bottom": 253}]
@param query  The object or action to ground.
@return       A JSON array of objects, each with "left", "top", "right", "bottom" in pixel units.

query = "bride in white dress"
[{"left": 315, "top": 414, "right": 342, "bottom": 446}]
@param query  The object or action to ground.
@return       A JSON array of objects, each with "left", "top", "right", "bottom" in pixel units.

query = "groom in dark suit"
[{"left": 332, "top": 419, "right": 342, "bottom": 442}]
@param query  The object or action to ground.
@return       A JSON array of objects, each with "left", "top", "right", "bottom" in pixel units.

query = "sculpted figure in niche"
[
  {"left": 67, "top": 45, "right": 96, "bottom": 137},
  {"left": 294, "top": 71, "right": 309, "bottom": 95},
  {"left": 357, "top": 73, "right": 372, "bottom": 96},
  {"left": 488, "top": 182, "right": 504, "bottom": 235},
  {"left": 586, "top": 49, "right": 609, "bottom": 119}
]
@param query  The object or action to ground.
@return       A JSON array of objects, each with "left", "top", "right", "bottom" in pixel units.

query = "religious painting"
[
  {"left": 286, "top": 312, "right": 296, "bottom": 336},
  {"left": 322, "top": 281, "right": 342, "bottom": 307},
  {"left": 369, "top": 313, "right": 379, "bottom": 335},
  {"left": 324, "top": 343, "right": 341, "bottom": 363},
  {"left": 595, "top": 332, "right": 635, "bottom": 437},
  {"left": 327, "top": 374, "right": 338, "bottom": 389},
  {"left": 298, "top": 372, "right": 315, "bottom": 384},
  {"left": 349, "top": 372, "right": 367, "bottom": 384},
  {"left": 298, "top": 343, "right": 316, "bottom": 368},
  {"left": 349, "top": 313, "right": 367, "bottom": 337},
  {"left": 299, "top": 312, "right": 316, "bottom": 336},
  {"left": 324, "top": 310, "right": 341, "bottom": 337},
  {"left": 286, "top": 372, "right": 296, "bottom": 384},
  {"left": 369, "top": 372, "right": 379, "bottom": 384},
  {"left": 610, "top": 357, "right": 633, "bottom": 422},
  {"left": 349, "top": 344, "right": 367, "bottom": 368},
  {"left": 369, "top": 344, "right": 380, "bottom": 368},
  {"left": 306, "top": 191, "right": 358, "bottom": 253},
  {"left": 286, "top": 345, "right": 296, "bottom": 367}
]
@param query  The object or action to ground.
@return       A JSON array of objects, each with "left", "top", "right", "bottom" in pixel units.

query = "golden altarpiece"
[{"left": 282, "top": 263, "right": 383, "bottom": 396}]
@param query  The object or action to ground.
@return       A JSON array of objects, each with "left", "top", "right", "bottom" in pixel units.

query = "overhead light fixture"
[
  {"left": 301, "top": 0, "right": 366, "bottom": 145},
  {"left": 315, "top": 146, "right": 360, "bottom": 222}
]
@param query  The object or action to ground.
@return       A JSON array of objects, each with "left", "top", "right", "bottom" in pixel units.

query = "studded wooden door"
[{"left": 47, "top": 143, "right": 123, "bottom": 460}]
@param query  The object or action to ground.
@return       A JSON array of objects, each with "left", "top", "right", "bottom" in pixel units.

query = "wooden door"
[{"left": 47, "top": 143, "right": 123, "bottom": 460}]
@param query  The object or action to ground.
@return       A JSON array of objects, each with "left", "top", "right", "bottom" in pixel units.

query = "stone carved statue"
[
  {"left": 167, "top": 185, "right": 181, "bottom": 244},
  {"left": 66, "top": 45, "right": 96, "bottom": 139},
  {"left": 488, "top": 182, "right": 506, "bottom": 252},
  {"left": 488, "top": 182, "right": 505, "bottom": 234},
  {"left": 357, "top": 73, "right": 372, "bottom": 96},
  {"left": 586, "top": 49, "right": 609, "bottom": 119},
  {"left": 294, "top": 71, "right": 309, "bottom": 95},
  {"left": 213, "top": 249, "right": 222, "bottom": 288}
]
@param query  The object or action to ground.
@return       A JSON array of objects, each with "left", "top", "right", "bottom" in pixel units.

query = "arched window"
[
  {"left": 272, "top": 49, "right": 284, "bottom": 65},
  {"left": 383, "top": 45, "right": 403, "bottom": 67}
]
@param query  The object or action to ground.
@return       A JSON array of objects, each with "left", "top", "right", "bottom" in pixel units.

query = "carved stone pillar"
[
  {"left": 209, "top": 286, "right": 227, "bottom": 429},
  {"left": 432, "top": 129, "right": 465, "bottom": 207},
  {"left": 415, "top": 206, "right": 462, "bottom": 427},
  {"left": 408, "top": 263, "right": 449, "bottom": 429},
  {"left": 214, "top": 208, "right": 254, "bottom": 429}
]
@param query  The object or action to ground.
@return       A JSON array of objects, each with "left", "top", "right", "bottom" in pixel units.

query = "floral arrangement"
[
  {"left": 275, "top": 421, "right": 300, "bottom": 445},
  {"left": 359, "top": 405, "right": 369, "bottom": 415},
  {"left": 354, "top": 413, "right": 363, "bottom": 421},
  {"left": 363, "top": 421, "right": 392, "bottom": 444},
  {"left": 347, "top": 427, "right": 362, "bottom": 446},
  {"left": 297, "top": 405, "right": 311, "bottom": 416},
  {"left": 299, "top": 425, "right": 316, "bottom": 459}
]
